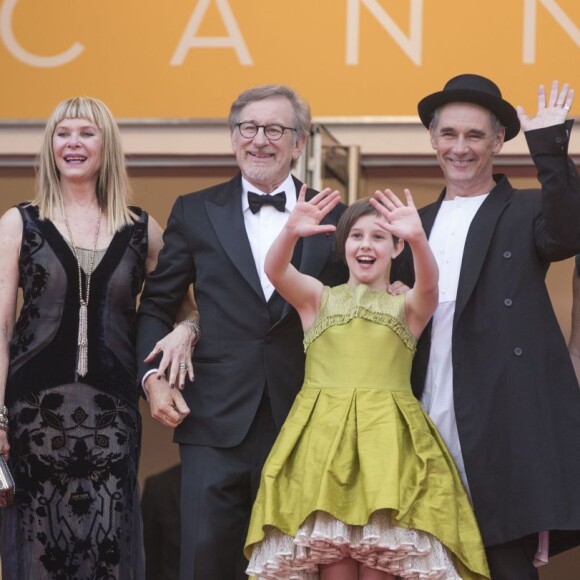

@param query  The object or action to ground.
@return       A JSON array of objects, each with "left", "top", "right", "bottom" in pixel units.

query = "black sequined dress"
[{"left": 1, "top": 204, "right": 148, "bottom": 580}]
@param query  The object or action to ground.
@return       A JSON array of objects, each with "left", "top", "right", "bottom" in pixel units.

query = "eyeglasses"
[{"left": 236, "top": 122, "right": 297, "bottom": 141}]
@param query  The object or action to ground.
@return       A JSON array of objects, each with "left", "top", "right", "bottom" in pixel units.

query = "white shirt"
[
  {"left": 241, "top": 175, "right": 296, "bottom": 300},
  {"left": 421, "top": 193, "right": 488, "bottom": 493}
]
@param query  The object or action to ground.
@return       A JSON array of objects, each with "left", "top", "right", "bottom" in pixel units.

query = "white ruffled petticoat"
[{"left": 247, "top": 510, "right": 460, "bottom": 579}]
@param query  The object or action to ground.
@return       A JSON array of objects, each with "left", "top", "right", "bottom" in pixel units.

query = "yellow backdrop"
[{"left": 1, "top": 0, "right": 578, "bottom": 118}]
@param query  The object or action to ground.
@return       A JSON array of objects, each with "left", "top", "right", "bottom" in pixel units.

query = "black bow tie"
[{"left": 247, "top": 191, "right": 286, "bottom": 214}]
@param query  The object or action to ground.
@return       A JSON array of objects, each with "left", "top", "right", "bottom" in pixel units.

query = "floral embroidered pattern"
[
  {"left": 11, "top": 225, "right": 49, "bottom": 359},
  {"left": 9, "top": 385, "right": 141, "bottom": 580}
]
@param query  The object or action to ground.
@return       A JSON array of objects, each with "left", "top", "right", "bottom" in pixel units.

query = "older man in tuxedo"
[
  {"left": 136, "top": 85, "right": 348, "bottom": 579},
  {"left": 392, "top": 74, "right": 580, "bottom": 579}
]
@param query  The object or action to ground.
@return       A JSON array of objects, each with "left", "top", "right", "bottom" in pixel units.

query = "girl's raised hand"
[
  {"left": 285, "top": 185, "right": 342, "bottom": 238},
  {"left": 370, "top": 189, "right": 424, "bottom": 243}
]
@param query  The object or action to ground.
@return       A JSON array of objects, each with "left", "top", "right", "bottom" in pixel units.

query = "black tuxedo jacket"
[
  {"left": 392, "top": 123, "right": 580, "bottom": 551},
  {"left": 137, "top": 174, "right": 348, "bottom": 447}
]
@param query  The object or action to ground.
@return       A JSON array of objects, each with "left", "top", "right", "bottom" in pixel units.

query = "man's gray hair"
[{"left": 228, "top": 85, "right": 311, "bottom": 140}]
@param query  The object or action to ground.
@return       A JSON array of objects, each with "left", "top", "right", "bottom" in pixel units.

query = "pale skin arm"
[
  {"left": 0, "top": 208, "right": 24, "bottom": 458},
  {"left": 265, "top": 185, "right": 342, "bottom": 331},
  {"left": 142, "top": 216, "right": 192, "bottom": 428},
  {"left": 568, "top": 262, "right": 580, "bottom": 386},
  {"left": 370, "top": 189, "right": 438, "bottom": 340},
  {"left": 517, "top": 80, "right": 574, "bottom": 131}
]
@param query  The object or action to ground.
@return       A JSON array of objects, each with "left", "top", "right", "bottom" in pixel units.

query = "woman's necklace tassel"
[
  {"left": 63, "top": 206, "right": 102, "bottom": 380},
  {"left": 77, "top": 300, "right": 89, "bottom": 377}
]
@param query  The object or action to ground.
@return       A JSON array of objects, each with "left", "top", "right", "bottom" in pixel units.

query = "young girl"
[{"left": 244, "top": 186, "right": 490, "bottom": 579}]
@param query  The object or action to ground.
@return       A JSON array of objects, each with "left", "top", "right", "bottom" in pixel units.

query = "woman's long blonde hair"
[{"left": 33, "top": 97, "right": 135, "bottom": 233}]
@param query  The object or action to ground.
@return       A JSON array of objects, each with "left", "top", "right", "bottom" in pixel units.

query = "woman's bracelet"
[{"left": 178, "top": 319, "right": 201, "bottom": 346}]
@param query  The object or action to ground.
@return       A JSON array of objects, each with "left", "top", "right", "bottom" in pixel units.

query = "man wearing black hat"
[{"left": 392, "top": 74, "right": 580, "bottom": 579}]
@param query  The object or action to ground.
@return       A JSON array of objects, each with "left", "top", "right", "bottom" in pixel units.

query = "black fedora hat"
[{"left": 418, "top": 74, "right": 520, "bottom": 141}]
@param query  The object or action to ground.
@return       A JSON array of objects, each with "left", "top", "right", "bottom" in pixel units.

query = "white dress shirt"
[
  {"left": 241, "top": 175, "right": 296, "bottom": 300},
  {"left": 421, "top": 193, "right": 488, "bottom": 493}
]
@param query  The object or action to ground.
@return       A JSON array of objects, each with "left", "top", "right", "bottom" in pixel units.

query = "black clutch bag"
[{"left": 0, "top": 455, "right": 15, "bottom": 507}]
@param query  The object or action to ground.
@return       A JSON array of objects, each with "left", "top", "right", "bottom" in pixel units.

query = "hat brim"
[{"left": 418, "top": 88, "right": 520, "bottom": 141}]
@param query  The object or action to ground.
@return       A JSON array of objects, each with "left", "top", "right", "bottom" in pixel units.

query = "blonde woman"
[{"left": 0, "top": 97, "right": 194, "bottom": 579}]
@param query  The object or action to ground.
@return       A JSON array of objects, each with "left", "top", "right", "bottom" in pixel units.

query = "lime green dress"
[{"left": 245, "top": 284, "right": 490, "bottom": 579}]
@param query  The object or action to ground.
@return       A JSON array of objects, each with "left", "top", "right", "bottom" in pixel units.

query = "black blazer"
[
  {"left": 137, "top": 174, "right": 348, "bottom": 447},
  {"left": 392, "top": 123, "right": 580, "bottom": 551}
]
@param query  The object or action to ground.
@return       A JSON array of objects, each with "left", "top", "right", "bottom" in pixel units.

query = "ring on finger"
[{"left": 178, "top": 362, "right": 187, "bottom": 371}]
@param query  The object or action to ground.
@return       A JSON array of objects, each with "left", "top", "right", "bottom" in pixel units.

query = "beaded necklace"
[{"left": 63, "top": 206, "right": 103, "bottom": 377}]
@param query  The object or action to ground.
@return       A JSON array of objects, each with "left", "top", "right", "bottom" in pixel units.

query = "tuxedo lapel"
[
  {"left": 205, "top": 176, "right": 265, "bottom": 300},
  {"left": 300, "top": 232, "right": 334, "bottom": 278}
]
